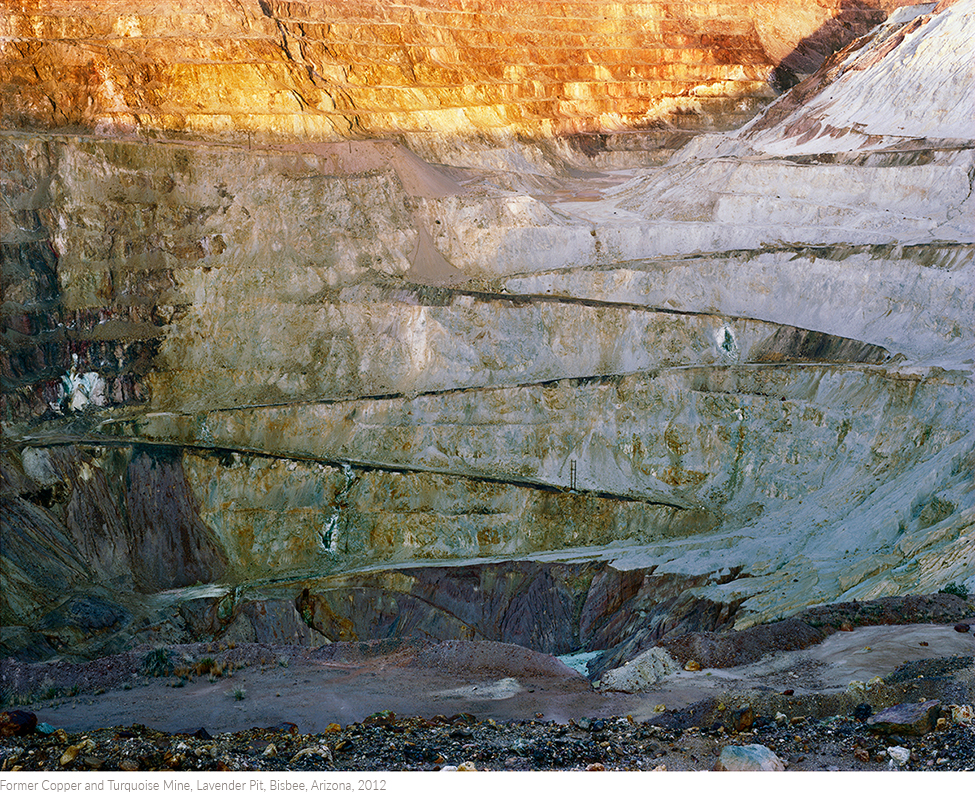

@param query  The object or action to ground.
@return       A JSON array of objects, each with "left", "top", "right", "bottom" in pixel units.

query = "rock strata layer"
[{"left": 0, "top": 0, "right": 917, "bottom": 142}]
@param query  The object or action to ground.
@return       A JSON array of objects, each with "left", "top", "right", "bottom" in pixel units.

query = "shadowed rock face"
[{"left": 1, "top": 2, "right": 973, "bottom": 663}]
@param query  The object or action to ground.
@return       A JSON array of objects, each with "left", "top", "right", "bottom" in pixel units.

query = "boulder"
[
  {"left": 730, "top": 706, "right": 755, "bottom": 733},
  {"left": 0, "top": 709, "right": 37, "bottom": 737},
  {"left": 714, "top": 744, "right": 785, "bottom": 771},
  {"left": 867, "top": 700, "right": 942, "bottom": 736}
]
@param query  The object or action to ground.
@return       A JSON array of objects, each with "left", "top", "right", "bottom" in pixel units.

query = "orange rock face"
[{"left": 0, "top": 0, "right": 916, "bottom": 141}]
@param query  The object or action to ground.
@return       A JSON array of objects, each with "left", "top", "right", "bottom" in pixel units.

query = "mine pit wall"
[
  {"left": 2, "top": 352, "right": 971, "bottom": 638},
  {"left": 0, "top": 0, "right": 919, "bottom": 147},
  {"left": 2, "top": 125, "right": 974, "bottom": 657},
  {"left": 3, "top": 1, "right": 974, "bottom": 661},
  {"left": 5, "top": 133, "right": 968, "bottom": 426}
]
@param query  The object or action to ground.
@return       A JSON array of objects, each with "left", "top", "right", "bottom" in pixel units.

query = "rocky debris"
[
  {"left": 0, "top": 710, "right": 36, "bottom": 737},
  {"left": 797, "top": 595, "right": 973, "bottom": 635},
  {"left": 656, "top": 595, "right": 975, "bottom": 672},
  {"left": 0, "top": 642, "right": 289, "bottom": 703},
  {"left": 0, "top": 613, "right": 973, "bottom": 772},
  {"left": 882, "top": 655, "right": 974, "bottom": 709},
  {"left": 661, "top": 619, "right": 825, "bottom": 670},
  {"left": 0, "top": 705, "right": 973, "bottom": 772},
  {"left": 598, "top": 649, "right": 679, "bottom": 692},
  {"left": 714, "top": 743, "right": 785, "bottom": 771},
  {"left": 867, "top": 701, "right": 943, "bottom": 737}
]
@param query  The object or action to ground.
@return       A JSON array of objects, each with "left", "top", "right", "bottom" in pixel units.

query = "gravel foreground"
[{"left": 1, "top": 707, "right": 974, "bottom": 772}]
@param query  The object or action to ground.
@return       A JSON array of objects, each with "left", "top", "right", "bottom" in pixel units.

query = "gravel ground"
[{"left": 2, "top": 709, "right": 974, "bottom": 772}]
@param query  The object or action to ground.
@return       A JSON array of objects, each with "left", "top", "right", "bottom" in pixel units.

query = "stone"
[
  {"left": 731, "top": 706, "right": 755, "bottom": 733},
  {"left": 266, "top": 722, "right": 298, "bottom": 735},
  {"left": 714, "top": 744, "right": 786, "bottom": 772},
  {"left": 867, "top": 700, "right": 942, "bottom": 736},
  {"left": 853, "top": 704, "right": 872, "bottom": 722},
  {"left": 887, "top": 746, "right": 911, "bottom": 767},
  {"left": 684, "top": 660, "right": 702, "bottom": 672},
  {"left": 59, "top": 744, "right": 81, "bottom": 766},
  {"left": 291, "top": 746, "right": 332, "bottom": 764},
  {"left": 954, "top": 623, "right": 971, "bottom": 633},
  {"left": 599, "top": 648, "right": 679, "bottom": 692},
  {"left": 0, "top": 627, "right": 58, "bottom": 661},
  {"left": 0, "top": 711, "right": 36, "bottom": 738},
  {"left": 950, "top": 706, "right": 974, "bottom": 726}
]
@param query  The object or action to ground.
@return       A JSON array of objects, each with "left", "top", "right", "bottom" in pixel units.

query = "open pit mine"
[{"left": 1, "top": 0, "right": 973, "bottom": 738}]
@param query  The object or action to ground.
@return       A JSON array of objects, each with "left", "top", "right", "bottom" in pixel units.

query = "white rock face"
[{"left": 743, "top": 1, "right": 975, "bottom": 149}]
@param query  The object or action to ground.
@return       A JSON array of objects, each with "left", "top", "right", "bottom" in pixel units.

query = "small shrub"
[
  {"left": 194, "top": 657, "right": 216, "bottom": 676},
  {"left": 140, "top": 648, "right": 174, "bottom": 677},
  {"left": 228, "top": 686, "right": 246, "bottom": 701},
  {"left": 940, "top": 582, "right": 969, "bottom": 598},
  {"left": 0, "top": 688, "right": 31, "bottom": 708}
]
